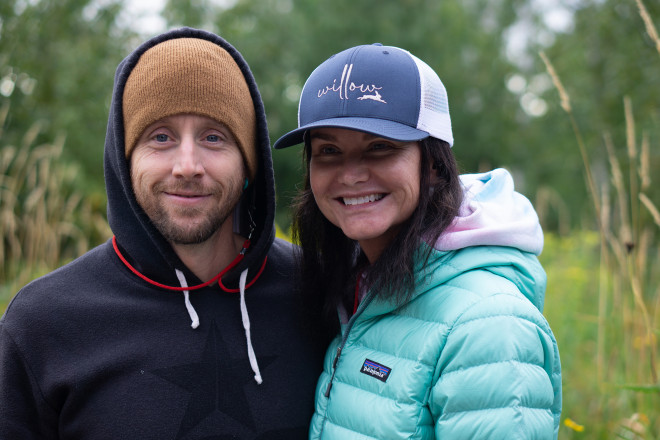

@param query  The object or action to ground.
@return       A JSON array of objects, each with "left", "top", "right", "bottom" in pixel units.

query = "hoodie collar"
[{"left": 435, "top": 168, "right": 544, "bottom": 256}]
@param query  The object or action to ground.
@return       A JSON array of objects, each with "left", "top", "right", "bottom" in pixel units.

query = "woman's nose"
[{"left": 337, "top": 157, "right": 369, "bottom": 186}]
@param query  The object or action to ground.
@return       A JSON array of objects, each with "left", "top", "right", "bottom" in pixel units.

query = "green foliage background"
[
  {"left": 4, "top": 0, "right": 657, "bottom": 230},
  {"left": 1, "top": 0, "right": 659, "bottom": 437}
]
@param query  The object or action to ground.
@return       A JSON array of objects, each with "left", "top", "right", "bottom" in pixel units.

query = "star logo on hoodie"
[{"left": 152, "top": 321, "right": 275, "bottom": 439}]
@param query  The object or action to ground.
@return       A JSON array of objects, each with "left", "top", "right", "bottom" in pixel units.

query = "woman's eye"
[
  {"left": 371, "top": 142, "right": 392, "bottom": 151},
  {"left": 313, "top": 145, "right": 340, "bottom": 155},
  {"left": 155, "top": 133, "right": 169, "bottom": 142},
  {"left": 206, "top": 134, "right": 220, "bottom": 142}
]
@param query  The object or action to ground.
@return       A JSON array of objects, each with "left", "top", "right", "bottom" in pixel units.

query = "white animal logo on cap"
[{"left": 357, "top": 90, "right": 386, "bottom": 103}]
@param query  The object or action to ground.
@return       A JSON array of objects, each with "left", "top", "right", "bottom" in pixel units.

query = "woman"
[{"left": 274, "top": 44, "right": 561, "bottom": 439}]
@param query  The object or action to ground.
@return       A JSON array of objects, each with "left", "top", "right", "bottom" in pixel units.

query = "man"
[{"left": 0, "top": 28, "right": 325, "bottom": 439}]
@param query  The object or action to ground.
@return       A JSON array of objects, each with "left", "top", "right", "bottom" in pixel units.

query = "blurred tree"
[
  {"left": 0, "top": 0, "right": 135, "bottom": 195},
  {"left": 4, "top": 0, "right": 655, "bottom": 233},
  {"left": 231, "top": 0, "right": 658, "bottom": 232},
  {"left": 168, "top": 0, "right": 531, "bottom": 228},
  {"left": 518, "top": 0, "right": 660, "bottom": 230},
  {"left": 163, "top": 0, "right": 214, "bottom": 29}
]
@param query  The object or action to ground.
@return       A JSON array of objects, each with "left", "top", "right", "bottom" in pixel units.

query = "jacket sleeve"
[
  {"left": 0, "top": 322, "right": 58, "bottom": 439},
  {"left": 429, "top": 291, "right": 561, "bottom": 440}
]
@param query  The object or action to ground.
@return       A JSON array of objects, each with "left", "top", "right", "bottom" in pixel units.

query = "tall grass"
[
  {"left": 540, "top": 1, "right": 660, "bottom": 437},
  {"left": 0, "top": 102, "right": 110, "bottom": 307}
]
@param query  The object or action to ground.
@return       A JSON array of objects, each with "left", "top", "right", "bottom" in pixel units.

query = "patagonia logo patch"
[{"left": 360, "top": 358, "right": 391, "bottom": 382}]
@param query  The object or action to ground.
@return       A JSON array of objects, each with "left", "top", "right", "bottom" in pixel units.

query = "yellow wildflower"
[{"left": 564, "top": 418, "right": 585, "bottom": 432}]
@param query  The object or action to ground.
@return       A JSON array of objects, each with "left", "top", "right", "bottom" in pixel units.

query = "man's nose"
[{"left": 172, "top": 136, "right": 204, "bottom": 177}]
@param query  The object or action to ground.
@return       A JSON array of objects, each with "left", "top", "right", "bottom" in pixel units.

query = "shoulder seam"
[{"left": 0, "top": 324, "right": 58, "bottom": 412}]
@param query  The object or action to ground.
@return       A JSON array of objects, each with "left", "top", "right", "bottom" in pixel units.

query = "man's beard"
[{"left": 135, "top": 178, "right": 243, "bottom": 245}]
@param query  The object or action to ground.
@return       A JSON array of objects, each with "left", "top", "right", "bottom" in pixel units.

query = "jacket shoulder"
[{"left": 424, "top": 262, "right": 561, "bottom": 438}]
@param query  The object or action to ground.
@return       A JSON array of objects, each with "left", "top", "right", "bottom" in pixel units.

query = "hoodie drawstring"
[
  {"left": 113, "top": 237, "right": 266, "bottom": 384},
  {"left": 174, "top": 267, "right": 262, "bottom": 384},
  {"left": 175, "top": 269, "right": 200, "bottom": 329},
  {"left": 239, "top": 268, "right": 263, "bottom": 384},
  {"left": 112, "top": 236, "right": 267, "bottom": 292}
]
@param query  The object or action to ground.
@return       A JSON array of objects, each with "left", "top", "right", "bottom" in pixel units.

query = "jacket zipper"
[{"left": 323, "top": 288, "right": 378, "bottom": 397}]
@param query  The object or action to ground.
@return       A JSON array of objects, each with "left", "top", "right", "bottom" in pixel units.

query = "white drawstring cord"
[
  {"left": 175, "top": 268, "right": 261, "bottom": 384},
  {"left": 239, "top": 268, "right": 263, "bottom": 384},
  {"left": 175, "top": 269, "right": 200, "bottom": 329}
]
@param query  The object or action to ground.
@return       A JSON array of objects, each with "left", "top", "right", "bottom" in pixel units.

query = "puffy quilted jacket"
[{"left": 310, "top": 244, "right": 561, "bottom": 439}]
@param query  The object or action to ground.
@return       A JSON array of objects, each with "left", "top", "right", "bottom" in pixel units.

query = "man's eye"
[{"left": 155, "top": 133, "right": 169, "bottom": 142}]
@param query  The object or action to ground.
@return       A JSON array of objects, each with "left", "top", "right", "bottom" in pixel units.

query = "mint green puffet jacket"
[{"left": 310, "top": 243, "right": 561, "bottom": 439}]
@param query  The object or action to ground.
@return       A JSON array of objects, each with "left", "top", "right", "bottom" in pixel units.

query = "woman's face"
[{"left": 309, "top": 127, "right": 422, "bottom": 262}]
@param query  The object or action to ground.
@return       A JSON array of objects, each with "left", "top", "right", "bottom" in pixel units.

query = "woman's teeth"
[{"left": 342, "top": 194, "right": 384, "bottom": 206}]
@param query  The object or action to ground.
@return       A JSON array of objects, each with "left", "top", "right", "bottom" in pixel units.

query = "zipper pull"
[
  {"left": 332, "top": 346, "right": 342, "bottom": 369},
  {"left": 325, "top": 346, "right": 343, "bottom": 397}
]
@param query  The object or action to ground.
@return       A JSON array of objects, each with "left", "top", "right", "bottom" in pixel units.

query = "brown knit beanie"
[{"left": 123, "top": 38, "right": 258, "bottom": 181}]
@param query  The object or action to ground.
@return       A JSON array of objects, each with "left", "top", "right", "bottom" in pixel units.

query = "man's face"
[{"left": 130, "top": 114, "right": 246, "bottom": 245}]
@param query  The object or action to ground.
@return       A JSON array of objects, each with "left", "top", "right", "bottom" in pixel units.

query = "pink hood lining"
[{"left": 434, "top": 168, "right": 543, "bottom": 256}]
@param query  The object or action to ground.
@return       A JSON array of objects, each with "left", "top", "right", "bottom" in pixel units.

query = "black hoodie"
[{"left": 0, "top": 28, "right": 325, "bottom": 439}]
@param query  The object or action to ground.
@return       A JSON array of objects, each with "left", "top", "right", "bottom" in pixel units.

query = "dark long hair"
[{"left": 292, "top": 136, "right": 462, "bottom": 324}]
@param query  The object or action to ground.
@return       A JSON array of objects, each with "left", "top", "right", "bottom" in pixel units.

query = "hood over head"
[{"left": 104, "top": 27, "right": 275, "bottom": 289}]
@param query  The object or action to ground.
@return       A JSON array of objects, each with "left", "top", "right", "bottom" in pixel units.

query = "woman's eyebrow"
[
  {"left": 310, "top": 131, "right": 380, "bottom": 142},
  {"left": 309, "top": 131, "right": 336, "bottom": 141}
]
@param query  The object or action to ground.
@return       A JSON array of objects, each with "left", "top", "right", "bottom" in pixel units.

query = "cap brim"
[{"left": 272, "top": 117, "right": 429, "bottom": 149}]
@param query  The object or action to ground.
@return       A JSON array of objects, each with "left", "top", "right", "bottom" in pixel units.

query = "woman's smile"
[
  {"left": 340, "top": 193, "right": 385, "bottom": 206},
  {"left": 309, "top": 127, "right": 421, "bottom": 262}
]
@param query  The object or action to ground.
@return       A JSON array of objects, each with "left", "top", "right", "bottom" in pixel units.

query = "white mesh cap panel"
[{"left": 409, "top": 52, "right": 454, "bottom": 146}]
